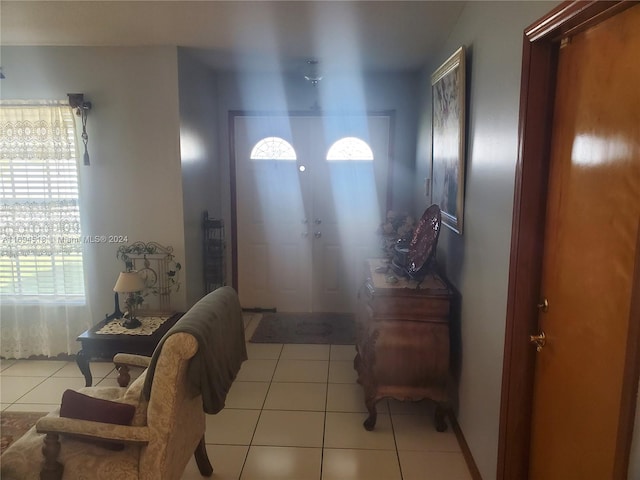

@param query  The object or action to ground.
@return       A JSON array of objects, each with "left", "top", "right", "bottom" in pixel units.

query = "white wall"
[
  {"left": 414, "top": 2, "right": 558, "bottom": 478},
  {"left": 1, "top": 46, "right": 186, "bottom": 336},
  {"left": 177, "top": 49, "right": 221, "bottom": 307}
]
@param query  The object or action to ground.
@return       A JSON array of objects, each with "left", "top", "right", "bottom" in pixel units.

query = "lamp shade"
[{"left": 113, "top": 271, "right": 145, "bottom": 293}]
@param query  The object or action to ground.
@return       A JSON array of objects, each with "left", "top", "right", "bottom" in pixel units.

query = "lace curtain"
[{"left": 0, "top": 101, "right": 91, "bottom": 358}]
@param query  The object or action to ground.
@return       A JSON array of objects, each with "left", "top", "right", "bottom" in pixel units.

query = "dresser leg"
[
  {"left": 363, "top": 396, "right": 378, "bottom": 431},
  {"left": 115, "top": 364, "right": 131, "bottom": 387},
  {"left": 434, "top": 404, "right": 448, "bottom": 432},
  {"left": 353, "top": 352, "right": 364, "bottom": 385}
]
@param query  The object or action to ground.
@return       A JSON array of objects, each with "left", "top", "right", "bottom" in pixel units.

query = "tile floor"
[{"left": 0, "top": 315, "right": 472, "bottom": 480}]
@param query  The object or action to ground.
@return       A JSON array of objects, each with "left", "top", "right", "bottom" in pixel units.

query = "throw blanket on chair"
[{"left": 143, "top": 286, "right": 247, "bottom": 414}]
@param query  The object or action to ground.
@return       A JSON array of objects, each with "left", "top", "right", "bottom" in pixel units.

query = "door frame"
[
  {"left": 498, "top": 1, "right": 640, "bottom": 479},
  {"left": 228, "top": 110, "right": 396, "bottom": 294}
]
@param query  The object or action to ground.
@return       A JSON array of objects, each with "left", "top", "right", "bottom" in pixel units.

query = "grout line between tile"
[
  {"left": 389, "top": 407, "right": 406, "bottom": 480},
  {"left": 5, "top": 376, "right": 49, "bottom": 405},
  {"left": 319, "top": 349, "right": 333, "bottom": 480},
  {"left": 237, "top": 318, "right": 275, "bottom": 480}
]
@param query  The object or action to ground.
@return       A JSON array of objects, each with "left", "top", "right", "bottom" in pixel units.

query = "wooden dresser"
[{"left": 354, "top": 258, "right": 454, "bottom": 431}]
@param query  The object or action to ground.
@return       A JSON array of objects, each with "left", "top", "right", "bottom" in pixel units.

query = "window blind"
[{"left": 0, "top": 102, "right": 85, "bottom": 299}]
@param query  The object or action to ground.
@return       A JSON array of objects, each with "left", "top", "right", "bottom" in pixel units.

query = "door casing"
[{"left": 498, "top": 1, "right": 640, "bottom": 479}]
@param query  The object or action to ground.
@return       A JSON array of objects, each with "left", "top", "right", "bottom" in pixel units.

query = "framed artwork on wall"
[{"left": 431, "top": 46, "right": 466, "bottom": 234}]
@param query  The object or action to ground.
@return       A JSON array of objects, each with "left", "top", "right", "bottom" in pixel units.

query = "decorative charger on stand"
[
  {"left": 115, "top": 241, "right": 182, "bottom": 313},
  {"left": 390, "top": 204, "right": 441, "bottom": 286}
]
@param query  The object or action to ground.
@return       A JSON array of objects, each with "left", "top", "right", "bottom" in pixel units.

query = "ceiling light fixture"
[{"left": 304, "top": 59, "right": 323, "bottom": 86}]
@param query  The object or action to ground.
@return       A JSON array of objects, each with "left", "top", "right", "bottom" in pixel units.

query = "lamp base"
[
  {"left": 123, "top": 317, "right": 141, "bottom": 329},
  {"left": 105, "top": 292, "right": 124, "bottom": 322}
]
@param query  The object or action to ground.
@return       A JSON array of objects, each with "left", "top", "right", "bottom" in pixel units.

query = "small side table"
[{"left": 76, "top": 312, "right": 183, "bottom": 386}]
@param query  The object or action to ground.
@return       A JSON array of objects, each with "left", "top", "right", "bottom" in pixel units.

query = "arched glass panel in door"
[
  {"left": 250, "top": 136, "right": 297, "bottom": 160},
  {"left": 326, "top": 136, "right": 374, "bottom": 161}
]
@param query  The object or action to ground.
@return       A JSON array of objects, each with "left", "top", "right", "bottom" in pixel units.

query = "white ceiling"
[{"left": 1, "top": 1, "right": 466, "bottom": 72}]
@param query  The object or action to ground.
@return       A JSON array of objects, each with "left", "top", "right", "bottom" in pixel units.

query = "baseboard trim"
[{"left": 449, "top": 411, "right": 483, "bottom": 480}]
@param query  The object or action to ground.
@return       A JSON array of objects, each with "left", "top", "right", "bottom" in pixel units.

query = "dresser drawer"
[{"left": 367, "top": 294, "right": 450, "bottom": 320}]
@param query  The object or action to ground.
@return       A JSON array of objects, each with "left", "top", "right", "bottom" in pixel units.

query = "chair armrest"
[
  {"left": 36, "top": 416, "right": 150, "bottom": 444},
  {"left": 113, "top": 353, "right": 151, "bottom": 369}
]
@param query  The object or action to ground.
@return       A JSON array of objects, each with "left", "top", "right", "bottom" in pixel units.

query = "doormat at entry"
[{"left": 249, "top": 312, "right": 355, "bottom": 345}]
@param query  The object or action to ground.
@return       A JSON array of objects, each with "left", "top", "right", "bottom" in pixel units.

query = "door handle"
[
  {"left": 314, "top": 218, "right": 322, "bottom": 224},
  {"left": 314, "top": 231, "right": 322, "bottom": 238},
  {"left": 537, "top": 298, "right": 549, "bottom": 313},
  {"left": 529, "top": 331, "right": 546, "bottom": 352}
]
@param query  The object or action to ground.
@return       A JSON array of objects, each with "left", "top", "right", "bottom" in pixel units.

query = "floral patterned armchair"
[{"left": 1, "top": 287, "right": 247, "bottom": 480}]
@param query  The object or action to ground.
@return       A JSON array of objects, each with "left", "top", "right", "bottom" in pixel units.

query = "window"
[
  {"left": 250, "top": 136, "right": 297, "bottom": 160},
  {"left": 0, "top": 102, "right": 85, "bottom": 300},
  {"left": 326, "top": 137, "right": 374, "bottom": 161}
]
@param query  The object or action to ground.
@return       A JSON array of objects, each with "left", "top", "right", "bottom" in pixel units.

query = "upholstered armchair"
[{"left": 1, "top": 286, "right": 247, "bottom": 480}]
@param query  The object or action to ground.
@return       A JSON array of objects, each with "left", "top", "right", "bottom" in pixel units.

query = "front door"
[
  {"left": 528, "top": 4, "right": 640, "bottom": 478},
  {"left": 234, "top": 114, "right": 390, "bottom": 312}
]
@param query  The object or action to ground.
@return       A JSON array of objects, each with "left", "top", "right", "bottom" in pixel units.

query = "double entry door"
[{"left": 234, "top": 114, "right": 390, "bottom": 312}]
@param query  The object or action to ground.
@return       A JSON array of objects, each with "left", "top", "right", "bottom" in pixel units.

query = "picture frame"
[{"left": 431, "top": 46, "right": 466, "bottom": 234}]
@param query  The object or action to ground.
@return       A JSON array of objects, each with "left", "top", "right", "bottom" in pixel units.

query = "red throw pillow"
[
  {"left": 60, "top": 389, "right": 136, "bottom": 450},
  {"left": 60, "top": 389, "right": 136, "bottom": 424}
]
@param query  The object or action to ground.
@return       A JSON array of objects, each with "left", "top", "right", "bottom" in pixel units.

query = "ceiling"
[{"left": 0, "top": 1, "right": 466, "bottom": 73}]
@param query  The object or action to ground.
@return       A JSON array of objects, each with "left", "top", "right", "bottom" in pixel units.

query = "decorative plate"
[{"left": 407, "top": 204, "right": 441, "bottom": 275}]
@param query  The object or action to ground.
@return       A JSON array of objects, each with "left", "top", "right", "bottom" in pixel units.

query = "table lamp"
[{"left": 113, "top": 271, "right": 145, "bottom": 329}]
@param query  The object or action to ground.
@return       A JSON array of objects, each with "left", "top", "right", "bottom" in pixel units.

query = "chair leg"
[
  {"left": 193, "top": 435, "right": 213, "bottom": 477},
  {"left": 40, "top": 433, "right": 63, "bottom": 480},
  {"left": 115, "top": 364, "right": 131, "bottom": 387}
]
